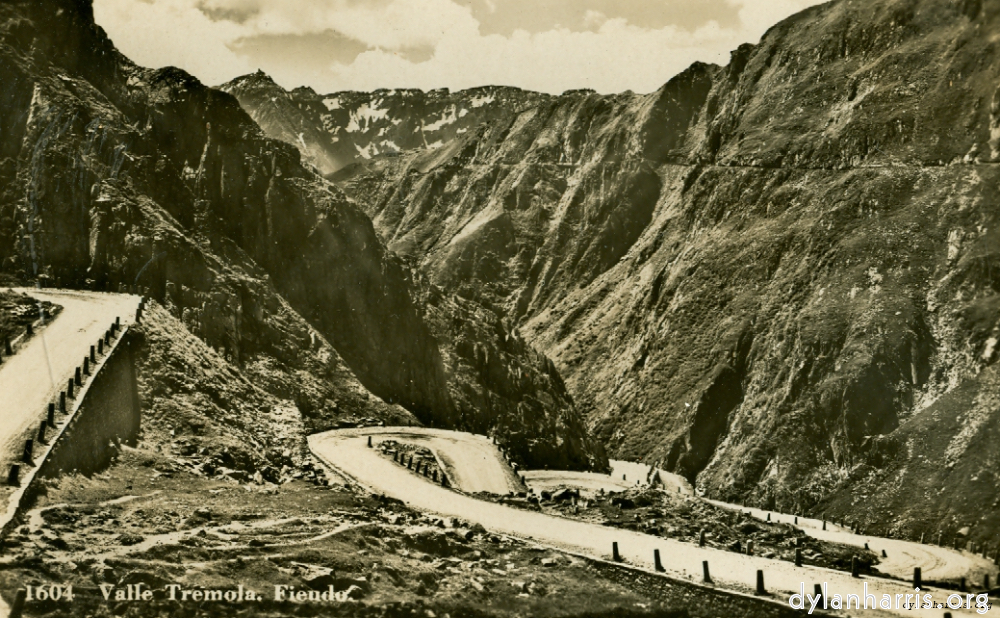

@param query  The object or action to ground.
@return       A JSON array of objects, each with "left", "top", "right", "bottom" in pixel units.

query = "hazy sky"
[{"left": 94, "top": 0, "right": 827, "bottom": 94}]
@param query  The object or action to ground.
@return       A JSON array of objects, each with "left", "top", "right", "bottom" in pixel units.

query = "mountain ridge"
[{"left": 231, "top": 0, "right": 1000, "bottom": 541}]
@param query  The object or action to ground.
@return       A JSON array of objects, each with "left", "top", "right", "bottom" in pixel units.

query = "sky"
[{"left": 93, "top": 0, "right": 828, "bottom": 95}]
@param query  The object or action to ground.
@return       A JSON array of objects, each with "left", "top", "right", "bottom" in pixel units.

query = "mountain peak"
[{"left": 222, "top": 70, "right": 280, "bottom": 91}]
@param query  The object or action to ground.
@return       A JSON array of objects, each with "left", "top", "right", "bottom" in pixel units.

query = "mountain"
[
  {"left": 220, "top": 73, "right": 549, "bottom": 175},
  {"left": 0, "top": 0, "right": 605, "bottom": 471},
  {"left": 234, "top": 0, "right": 1000, "bottom": 541}
]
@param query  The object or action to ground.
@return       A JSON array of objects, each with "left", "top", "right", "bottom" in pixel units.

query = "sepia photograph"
[{"left": 0, "top": 0, "right": 998, "bottom": 616}]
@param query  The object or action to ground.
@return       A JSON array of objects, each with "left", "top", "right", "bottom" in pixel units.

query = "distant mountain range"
[{"left": 220, "top": 72, "right": 551, "bottom": 176}]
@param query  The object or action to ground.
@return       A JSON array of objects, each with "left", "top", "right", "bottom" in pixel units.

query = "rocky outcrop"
[
  {"left": 0, "top": 0, "right": 606, "bottom": 471},
  {"left": 239, "top": 0, "right": 1000, "bottom": 533}
]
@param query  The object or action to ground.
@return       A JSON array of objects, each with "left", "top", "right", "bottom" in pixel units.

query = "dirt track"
[{"left": 311, "top": 428, "right": 995, "bottom": 618}]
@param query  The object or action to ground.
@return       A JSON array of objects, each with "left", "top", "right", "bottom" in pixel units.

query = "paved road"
[
  {"left": 522, "top": 469, "right": 634, "bottom": 496},
  {"left": 311, "top": 428, "right": 992, "bottom": 617},
  {"left": 328, "top": 427, "right": 520, "bottom": 494},
  {"left": 0, "top": 289, "right": 138, "bottom": 476},
  {"left": 706, "top": 500, "right": 997, "bottom": 586},
  {"left": 525, "top": 460, "right": 694, "bottom": 498}
]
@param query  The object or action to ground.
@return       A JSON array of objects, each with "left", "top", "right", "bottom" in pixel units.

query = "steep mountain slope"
[
  {"left": 242, "top": 0, "right": 1000, "bottom": 536},
  {"left": 220, "top": 72, "right": 549, "bottom": 175},
  {"left": 0, "top": 0, "right": 605, "bottom": 471}
]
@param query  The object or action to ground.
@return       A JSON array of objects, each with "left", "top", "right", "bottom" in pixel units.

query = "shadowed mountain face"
[
  {"left": 235, "top": 0, "right": 1000, "bottom": 538},
  {"left": 0, "top": 0, "right": 606, "bottom": 472}
]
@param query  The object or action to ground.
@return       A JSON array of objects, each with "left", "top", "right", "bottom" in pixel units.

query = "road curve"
[
  {"left": 524, "top": 460, "right": 694, "bottom": 498},
  {"left": 310, "top": 429, "right": 989, "bottom": 617},
  {"left": 0, "top": 289, "right": 139, "bottom": 474},
  {"left": 326, "top": 427, "right": 520, "bottom": 494},
  {"left": 705, "top": 500, "right": 997, "bottom": 586}
]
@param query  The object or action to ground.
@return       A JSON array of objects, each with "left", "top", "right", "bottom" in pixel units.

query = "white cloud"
[
  {"left": 93, "top": 0, "right": 828, "bottom": 94},
  {"left": 583, "top": 10, "right": 608, "bottom": 29},
  {"left": 95, "top": 0, "right": 252, "bottom": 85},
  {"left": 328, "top": 18, "right": 739, "bottom": 94},
  {"left": 196, "top": 0, "right": 478, "bottom": 48}
]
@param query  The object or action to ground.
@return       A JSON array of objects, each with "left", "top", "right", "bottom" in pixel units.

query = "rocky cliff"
[
  {"left": 0, "top": 0, "right": 605, "bottom": 471},
  {"left": 241, "top": 0, "right": 1000, "bottom": 537}
]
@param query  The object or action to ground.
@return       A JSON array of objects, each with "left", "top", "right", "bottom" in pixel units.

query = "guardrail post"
[
  {"left": 440, "top": 473, "right": 448, "bottom": 487},
  {"left": 98, "top": 339, "right": 104, "bottom": 355},
  {"left": 90, "top": 345, "right": 96, "bottom": 362},
  {"left": 60, "top": 391, "right": 66, "bottom": 413},
  {"left": 7, "top": 465, "right": 19, "bottom": 486},
  {"left": 4, "top": 336, "right": 11, "bottom": 355},
  {"left": 851, "top": 556, "right": 859, "bottom": 577},
  {"left": 881, "top": 549, "right": 887, "bottom": 558},
  {"left": 48, "top": 403, "right": 55, "bottom": 427},
  {"left": 814, "top": 584, "right": 822, "bottom": 606},
  {"left": 26, "top": 323, "right": 33, "bottom": 336},
  {"left": 985, "top": 574, "right": 990, "bottom": 590},
  {"left": 74, "top": 367, "right": 81, "bottom": 387},
  {"left": 116, "top": 316, "right": 121, "bottom": 328},
  {"left": 83, "top": 357, "right": 90, "bottom": 375},
  {"left": 699, "top": 530, "right": 706, "bottom": 547},
  {"left": 37, "top": 421, "right": 46, "bottom": 444},
  {"left": 22, "top": 439, "right": 33, "bottom": 464},
  {"left": 756, "top": 570, "right": 766, "bottom": 595},
  {"left": 433, "top": 470, "right": 438, "bottom": 482},
  {"left": 10, "top": 588, "right": 25, "bottom": 618},
  {"left": 822, "top": 520, "right": 827, "bottom": 531},
  {"left": 960, "top": 576, "right": 966, "bottom": 592},
  {"left": 612, "top": 542, "right": 621, "bottom": 562},
  {"left": 702, "top": 560, "right": 712, "bottom": 583},
  {"left": 367, "top": 436, "right": 372, "bottom": 448},
  {"left": 794, "top": 516, "right": 798, "bottom": 524},
  {"left": 913, "top": 567, "right": 922, "bottom": 588},
  {"left": 766, "top": 512, "right": 770, "bottom": 521},
  {"left": 653, "top": 549, "right": 663, "bottom": 571}
]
